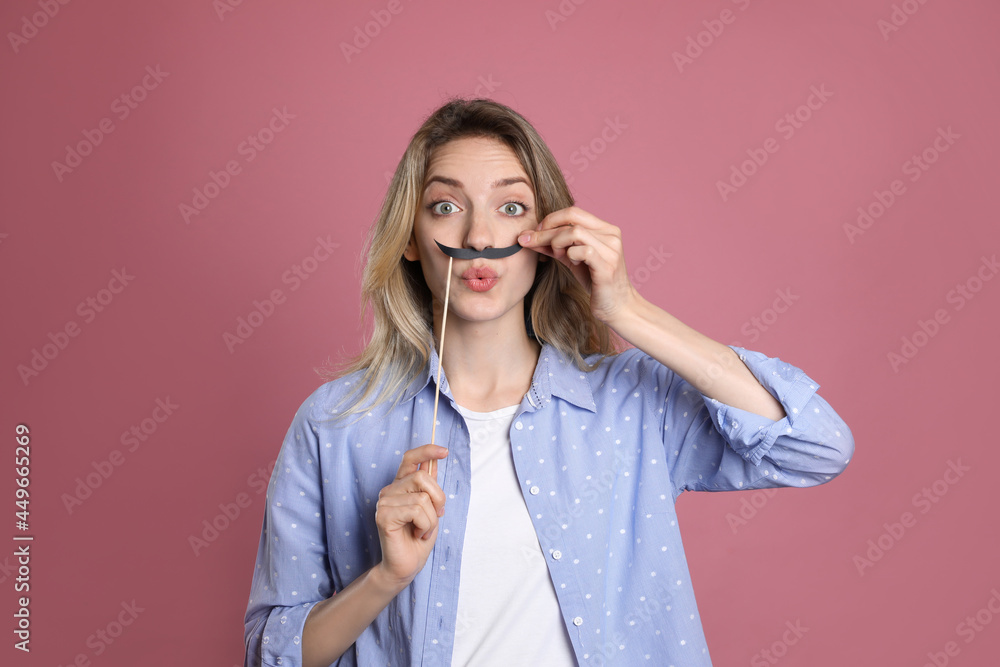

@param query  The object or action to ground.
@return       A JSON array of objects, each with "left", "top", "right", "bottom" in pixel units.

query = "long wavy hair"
[{"left": 318, "top": 97, "right": 627, "bottom": 426}]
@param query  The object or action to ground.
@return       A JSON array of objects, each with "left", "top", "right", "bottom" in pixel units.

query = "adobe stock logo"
[
  {"left": 17, "top": 267, "right": 135, "bottom": 386},
  {"left": 877, "top": 0, "right": 934, "bottom": 41},
  {"left": 222, "top": 236, "right": 340, "bottom": 353},
  {"left": 560, "top": 117, "right": 629, "bottom": 185},
  {"left": 672, "top": 0, "right": 756, "bottom": 73},
  {"left": 544, "top": 0, "right": 589, "bottom": 31},
  {"left": 213, "top": 0, "right": 247, "bottom": 21},
  {"left": 51, "top": 66, "right": 170, "bottom": 182},
  {"left": 60, "top": 397, "right": 179, "bottom": 514},
  {"left": 7, "top": 0, "right": 72, "bottom": 54},
  {"left": 724, "top": 487, "right": 779, "bottom": 534},
  {"left": 750, "top": 619, "right": 808, "bottom": 666},
  {"left": 628, "top": 245, "right": 672, "bottom": 290},
  {"left": 188, "top": 458, "right": 277, "bottom": 556},
  {"left": 843, "top": 126, "right": 960, "bottom": 244},
  {"left": 922, "top": 587, "right": 1000, "bottom": 667},
  {"left": 339, "top": 0, "right": 416, "bottom": 63},
  {"left": 179, "top": 106, "right": 295, "bottom": 224},
  {"left": 886, "top": 253, "right": 996, "bottom": 373},
  {"left": 716, "top": 84, "right": 834, "bottom": 202},
  {"left": 852, "top": 459, "right": 970, "bottom": 576},
  {"left": 55, "top": 599, "right": 144, "bottom": 666}
]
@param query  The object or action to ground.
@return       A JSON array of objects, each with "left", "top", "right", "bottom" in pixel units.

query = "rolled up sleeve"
[
  {"left": 244, "top": 391, "right": 334, "bottom": 666},
  {"left": 656, "top": 345, "right": 855, "bottom": 498}
]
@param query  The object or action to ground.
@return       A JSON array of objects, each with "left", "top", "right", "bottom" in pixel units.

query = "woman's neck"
[{"left": 435, "top": 326, "right": 541, "bottom": 413}]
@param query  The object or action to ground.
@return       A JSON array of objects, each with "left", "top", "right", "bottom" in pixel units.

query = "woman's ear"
[{"left": 403, "top": 232, "right": 419, "bottom": 261}]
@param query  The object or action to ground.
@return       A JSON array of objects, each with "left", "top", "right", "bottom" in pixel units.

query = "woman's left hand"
[{"left": 517, "top": 205, "right": 641, "bottom": 325}]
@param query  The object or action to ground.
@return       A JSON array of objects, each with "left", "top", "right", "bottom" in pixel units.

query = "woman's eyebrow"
[{"left": 423, "top": 176, "right": 531, "bottom": 190}]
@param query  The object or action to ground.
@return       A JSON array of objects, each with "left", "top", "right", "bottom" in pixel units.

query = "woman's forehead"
[{"left": 426, "top": 137, "right": 527, "bottom": 177}]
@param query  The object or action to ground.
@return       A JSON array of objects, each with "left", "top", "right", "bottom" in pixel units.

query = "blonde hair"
[{"left": 318, "top": 97, "right": 627, "bottom": 426}]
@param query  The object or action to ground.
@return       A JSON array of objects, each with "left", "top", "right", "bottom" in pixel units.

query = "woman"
[{"left": 243, "top": 98, "right": 854, "bottom": 666}]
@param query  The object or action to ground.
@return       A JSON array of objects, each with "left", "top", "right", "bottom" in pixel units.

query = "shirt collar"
[{"left": 400, "top": 333, "right": 597, "bottom": 413}]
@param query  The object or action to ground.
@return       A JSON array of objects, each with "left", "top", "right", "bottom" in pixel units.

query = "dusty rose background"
[{"left": 2, "top": 0, "right": 998, "bottom": 665}]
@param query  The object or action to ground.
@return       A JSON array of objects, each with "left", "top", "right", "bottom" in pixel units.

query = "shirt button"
[
  {"left": 552, "top": 550, "right": 562, "bottom": 560},
  {"left": 515, "top": 421, "right": 523, "bottom": 430},
  {"left": 529, "top": 486, "right": 540, "bottom": 495},
  {"left": 573, "top": 616, "right": 583, "bottom": 626}
]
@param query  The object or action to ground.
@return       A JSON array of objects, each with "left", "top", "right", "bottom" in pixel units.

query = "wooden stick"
[{"left": 427, "top": 254, "right": 453, "bottom": 480}]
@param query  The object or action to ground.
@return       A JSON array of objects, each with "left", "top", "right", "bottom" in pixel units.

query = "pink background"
[{"left": 3, "top": 0, "right": 998, "bottom": 665}]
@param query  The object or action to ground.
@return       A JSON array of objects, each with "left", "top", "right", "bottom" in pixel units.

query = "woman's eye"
[
  {"left": 431, "top": 201, "right": 459, "bottom": 215},
  {"left": 502, "top": 202, "right": 526, "bottom": 216}
]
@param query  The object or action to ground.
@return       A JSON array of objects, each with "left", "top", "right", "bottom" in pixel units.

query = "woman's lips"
[
  {"left": 461, "top": 266, "right": 498, "bottom": 291},
  {"left": 461, "top": 267, "right": 497, "bottom": 280},
  {"left": 462, "top": 276, "right": 497, "bottom": 292}
]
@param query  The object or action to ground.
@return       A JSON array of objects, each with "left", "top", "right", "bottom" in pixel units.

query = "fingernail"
[{"left": 518, "top": 234, "right": 531, "bottom": 244}]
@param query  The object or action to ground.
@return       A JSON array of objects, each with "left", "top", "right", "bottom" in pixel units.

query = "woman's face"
[{"left": 404, "top": 136, "right": 542, "bottom": 332}]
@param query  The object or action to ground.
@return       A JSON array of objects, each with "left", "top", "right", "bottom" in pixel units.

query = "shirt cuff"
[
  {"left": 702, "top": 345, "right": 821, "bottom": 467},
  {"left": 257, "top": 600, "right": 323, "bottom": 666}
]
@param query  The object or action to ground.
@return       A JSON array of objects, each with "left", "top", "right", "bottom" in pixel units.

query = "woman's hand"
[
  {"left": 517, "top": 205, "right": 641, "bottom": 326},
  {"left": 373, "top": 444, "right": 449, "bottom": 590}
]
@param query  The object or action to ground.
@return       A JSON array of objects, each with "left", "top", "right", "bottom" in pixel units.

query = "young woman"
[{"left": 243, "top": 98, "right": 854, "bottom": 666}]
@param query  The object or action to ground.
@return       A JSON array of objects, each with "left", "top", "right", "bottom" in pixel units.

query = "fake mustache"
[{"left": 434, "top": 239, "right": 523, "bottom": 260}]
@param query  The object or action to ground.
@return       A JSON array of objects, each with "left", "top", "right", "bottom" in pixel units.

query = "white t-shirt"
[{"left": 449, "top": 402, "right": 578, "bottom": 666}]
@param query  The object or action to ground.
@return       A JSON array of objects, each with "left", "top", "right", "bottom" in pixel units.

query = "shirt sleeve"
[
  {"left": 644, "top": 344, "right": 855, "bottom": 500},
  {"left": 244, "top": 389, "right": 335, "bottom": 667}
]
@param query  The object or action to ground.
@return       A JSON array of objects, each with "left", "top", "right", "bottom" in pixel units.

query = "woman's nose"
[{"left": 463, "top": 207, "right": 498, "bottom": 251}]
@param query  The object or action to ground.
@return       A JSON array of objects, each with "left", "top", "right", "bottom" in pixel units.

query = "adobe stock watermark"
[
  {"left": 51, "top": 65, "right": 170, "bottom": 182},
  {"left": 470, "top": 74, "right": 501, "bottom": 98},
  {"left": 739, "top": 288, "right": 799, "bottom": 345},
  {"left": 560, "top": 117, "right": 629, "bottom": 185},
  {"left": 750, "top": 619, "right": 808, "bottom": 666},
  {"left": 520, "top": 446, "right": 638, "bottom": 565},
  {"left": 340, "top": 0, "right": 416, "bottom": 63},
  {"left": 623, "top": 581, "right": 675, "bottom": 633},
  {"left": 222, "top": 235, "right": 340, "bottom": 353},
  {"left": 383, "top": 75, "right": 501, "bottom": 186},
  {"left": 582, "top": 581, "right": 676, "bottom": 665},
  {"left": 628, "top": 246, "right": 672, "bottom": 289},
  {"left": 724, "top": 487, "right": 779, "bottom": 534},
  {"left": 55, "top": 599, "right": 144, "bottom": 667},
  {"left": 692, "top": 287, "right": 800, "bottom": 392},
  {"left": 672, "top": 0, "right": 756, "bottom": 73},
  {"left": 60, "top": 397, "right": 179, "bottom": 514},
  {"left": 843, "top": 126, "right": 960, "bottom": 244},
  {"left": 886, "top": 253, "right": 996, "bottom": 373},
  {"left": 7, "top": 0, "right": 72, "bottom": 54},
  {"left": 852, "top": 458, "right": 970, "bottom": 576},
  {"left": 921, "top": 587, "right": 1000, "bottom": 667},
  {"left": 544, "top": 0, "right": 589, "bottom": 31},
  {"left": 188, "top": 457, "right": 277, "bottom": 556},
  {"left": 213, "top": 0, "right": 248, "bottom": 21},
  {"left": 716, "top": 84, "right": 834, "bottom": 202},
  {"left": 0, "top": 556, "right": 18, "bottom": 585},
  {"left": 17, "top": 267, "right": 135, "bottom": 386},
  {"left": 179, "top": 106, "right": 295, "bottom": 224},
  {"left": 877, "top": 0, "right": 934, "bottom": 41}
]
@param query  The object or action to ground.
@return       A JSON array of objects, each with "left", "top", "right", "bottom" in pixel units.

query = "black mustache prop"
[{"left": 434, "top": 239, "right": 523, "bottom": 259}]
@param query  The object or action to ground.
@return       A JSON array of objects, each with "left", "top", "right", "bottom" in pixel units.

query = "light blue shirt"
[{"left": 243, "top": 338, "right": 854, "bottom": 666}]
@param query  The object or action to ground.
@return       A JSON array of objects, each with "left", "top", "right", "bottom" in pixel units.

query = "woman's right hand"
[{"left": 373, "top": 444, "right": 449, "bottom": 590}]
